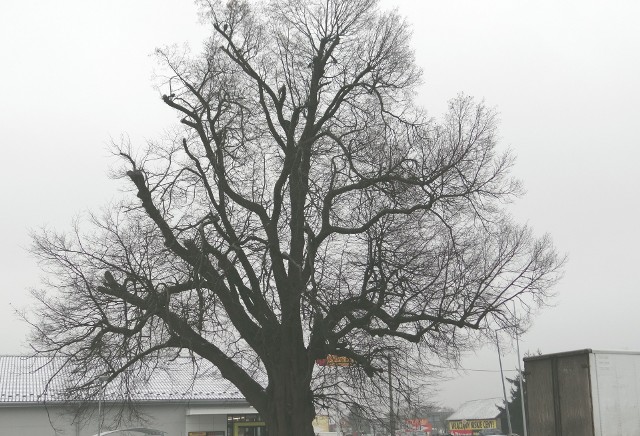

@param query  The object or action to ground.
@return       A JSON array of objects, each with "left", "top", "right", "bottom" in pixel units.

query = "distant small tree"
[
  {"left": 499, "top": 371, "right": 526, "bottom": 435},
  {"left": 27, "top": 0, "right": 563, "bottom": 435}
]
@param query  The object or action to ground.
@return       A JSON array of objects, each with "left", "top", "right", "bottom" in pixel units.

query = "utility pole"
[
  {"left": 96, "top": 375, "right": 109, "bottom": 436},
  {"left": 388, "top": 356, "right": 395, "bottom": 436},
  {"left": 515, "top": 328, "right": 528, "bottom": 436},
  {"left": 496, "top": 332, "right": 513, "bottom": 436}
]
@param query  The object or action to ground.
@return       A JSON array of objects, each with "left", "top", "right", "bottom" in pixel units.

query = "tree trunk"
[{"left": 263, "top": 357, "right": 317, "bottom": 436}]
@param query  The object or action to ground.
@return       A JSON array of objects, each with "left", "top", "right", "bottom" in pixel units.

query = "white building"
[
  {"left": 0, "top": 355, "right": 266, "bottom": 436},
  {"left": 446, "top": 398, "right": 504, "bottom": 436}
]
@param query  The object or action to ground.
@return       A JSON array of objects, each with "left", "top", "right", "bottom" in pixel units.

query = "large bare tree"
[{"left": 28, "top": 0, "right": 563, "bottom": 434}]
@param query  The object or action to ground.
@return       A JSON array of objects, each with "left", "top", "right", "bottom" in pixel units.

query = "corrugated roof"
[
  {"left": 447, "top": 398, "right": 502, "bottom": 420},
  {"left": 0, "top": 356, "right": 69, "bottom": 403},
  {"left": 0, "top": 355, "right": 247, "bottom": 405}
]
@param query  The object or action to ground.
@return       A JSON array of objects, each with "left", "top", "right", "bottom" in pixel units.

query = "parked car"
[{"left": 478, "top": 430, "right": 505, "bottom": 436}]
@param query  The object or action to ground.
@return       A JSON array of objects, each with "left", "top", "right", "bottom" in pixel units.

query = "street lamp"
[
  {"left": 388, "top": 355, "right": 394, "bottom": 436},
  {"left": 496, "top": 331, "right": 513, "bottom": 436},
  {"left": 514, "top": 328, "right": 528, "bottom": 436},
  {"left": 96, "top": 375, "right": 109, "bottom": 436},
  {"left": 495, "top": 321, "right": 528, "bottom": 436}
]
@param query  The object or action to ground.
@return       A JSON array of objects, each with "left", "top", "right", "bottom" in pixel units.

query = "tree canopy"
[{"left": 28, "top": 0, "right": 563, "bottom": 434}]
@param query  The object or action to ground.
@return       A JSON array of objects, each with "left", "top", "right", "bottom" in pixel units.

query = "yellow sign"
[
  {"left": 327, "top": 355, "right": 353, "bottom": 366},
  {"left": 448, "top": 419, "right": 498, "bottom": 430},
  {"left": 313, "top": 415, "right": 330, "bottom": 432}
]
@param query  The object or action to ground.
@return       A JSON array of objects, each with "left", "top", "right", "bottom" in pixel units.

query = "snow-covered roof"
[
  {"left": 447, "top": 398, "right": 502, "bottom": 421},
  {"left": 0, "top": 355, "right": 65, "bottom": 403},
  {"left": 0, "top": 355, "right": 247, "bottom": 405}
]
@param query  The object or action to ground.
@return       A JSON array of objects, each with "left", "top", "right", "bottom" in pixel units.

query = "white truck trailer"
[{"left": 523, "top": 349, "right": 640, "bottom": 436}]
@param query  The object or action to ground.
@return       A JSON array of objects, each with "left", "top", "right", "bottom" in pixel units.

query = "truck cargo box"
[{"left": 524, "top": 349, "right": 640, "bottom": 436}]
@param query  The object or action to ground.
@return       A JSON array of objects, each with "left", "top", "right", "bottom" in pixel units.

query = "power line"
[{"left": 428, "top": 363, "right": 519, "bottom": 373}]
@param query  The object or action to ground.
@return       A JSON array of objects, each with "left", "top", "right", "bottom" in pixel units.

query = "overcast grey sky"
[{"left": 1, "top": 0, "right": 638, "bottom": 409}]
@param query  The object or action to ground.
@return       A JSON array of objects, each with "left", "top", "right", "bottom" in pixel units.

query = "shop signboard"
[
  {"left": 406, "top": 418, "right": 433, "bottom": 431},
  {"left": 315, "top": 354, "right": 354, "bottom": 366},
  {"left": 448, "top": 419, "right": 498, "bottom": 436}
]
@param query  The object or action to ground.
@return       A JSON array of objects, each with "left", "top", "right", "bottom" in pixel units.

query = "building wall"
[
  {"left": 0, "top": 403, "right": 229, "bottom": 436},
  {"left": 117, "top": 403, "right": 189, "bottom": 436},
  {"left": 0, "top": 405, "right": 77, "bottom": 436},
  {"left": 186, "top": 413, "right": 227, "bottom": 434}
]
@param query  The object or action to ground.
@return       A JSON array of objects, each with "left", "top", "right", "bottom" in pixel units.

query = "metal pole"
[
  {"left": 97, "top": 391, "right": 103, "bottom": 436},
  {"left": 515, "top": 329, "right": 528, "bottom": 436},
  {"left": 97, "top": 375, "right": 108, "bottom": 436},
  {"left": 496, "top": 331, "right": 513, "bottom": 435},
  {"left": 388, "top": 356, "right": 395, "bottom": 436}
]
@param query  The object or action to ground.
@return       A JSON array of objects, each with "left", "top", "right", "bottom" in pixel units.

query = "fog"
[{"left": 1, "top": 0, "right": 638, "bottom": 409}]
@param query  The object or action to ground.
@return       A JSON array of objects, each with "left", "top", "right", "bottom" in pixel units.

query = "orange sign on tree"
[{"left": 315, "top": 354, "right": 354, "bottom": 367}]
